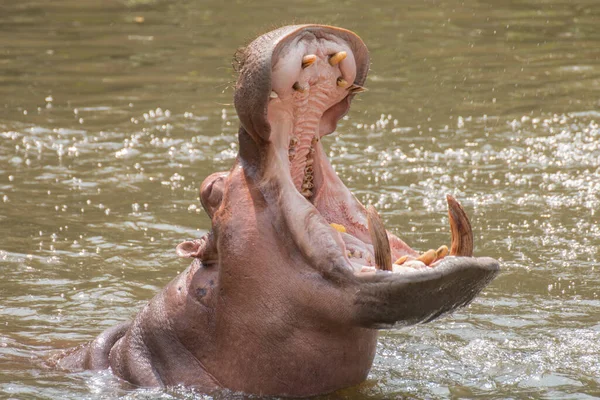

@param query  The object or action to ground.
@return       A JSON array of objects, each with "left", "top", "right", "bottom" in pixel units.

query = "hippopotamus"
[{"left": 54, "top": 24, "right": 499, "bottom": 397}]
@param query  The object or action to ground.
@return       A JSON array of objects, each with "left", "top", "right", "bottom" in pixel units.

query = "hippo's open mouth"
[
  {"left": 190, "top": 24, "right": 498, "bottom": 329},
  {"left": 257, "top": 28, "right": 474, "bottom": 277}
]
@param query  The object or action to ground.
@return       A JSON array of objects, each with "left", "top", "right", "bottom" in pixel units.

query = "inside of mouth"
[{"left": 266, "top": 32, "right": 454, "bottom": 274}]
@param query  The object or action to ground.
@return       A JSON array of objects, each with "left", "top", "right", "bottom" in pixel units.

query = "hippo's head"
[{"left": 175, "top": 24, "right": 499, "bottom": 395}]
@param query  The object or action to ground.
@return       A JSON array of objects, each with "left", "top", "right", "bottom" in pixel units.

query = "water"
[{"left": 1, "top": 0, "right": 600, "bottom": 398}]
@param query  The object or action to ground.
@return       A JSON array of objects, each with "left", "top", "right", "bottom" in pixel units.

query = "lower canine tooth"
[
  {"left": 337, "top": 77, "right": 348, "bottom": 87},
  {"left": 447, "top": 195, "right": 474, "bottom": 256},
  {"left": 366, "top": 205, "right": 392, "bottom": 271}
]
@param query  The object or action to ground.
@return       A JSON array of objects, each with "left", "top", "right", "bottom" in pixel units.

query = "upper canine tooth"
[
  {"left": 447, "top": 195, "right": 473, "bottom": 257},
  {"left": 270, "top": 90, "right": 278, "bottom": 99},
  {"left": 329, "top": 51, "right": 347, "bottom": 66},
  {"left": 366, "top": 205, "right": 392, "bottom": 271},
  {"left": 336, "top": 77, "right": 348, "bottom": 87},
  {"left": 302, "top": 54, "right": 317, "bottom": 69},
  {"left": 348, "top": 84, "right": 367, "bottom": 94},
  {"left": 292, "top": 82, "right": 307, "bottom": 93}
]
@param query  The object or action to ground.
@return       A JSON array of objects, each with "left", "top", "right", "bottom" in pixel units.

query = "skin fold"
[{"left": 53, "top": 25, "right": 500, "bottom": 397}]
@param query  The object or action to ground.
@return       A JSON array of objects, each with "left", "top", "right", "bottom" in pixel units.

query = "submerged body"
[{"left": 55, "top": 25, "right": 499, "bottom": 397}]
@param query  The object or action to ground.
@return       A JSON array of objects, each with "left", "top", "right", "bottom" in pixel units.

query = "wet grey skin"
[{"left": 53, "top": 25, "right": 500, "bottom": 397}]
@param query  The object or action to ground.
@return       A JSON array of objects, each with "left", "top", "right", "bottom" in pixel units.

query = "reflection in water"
[{"left": 1, "top": 0, "right": 599, "bottom": 398}]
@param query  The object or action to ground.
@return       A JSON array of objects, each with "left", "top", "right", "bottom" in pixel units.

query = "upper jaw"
[{"left": 253, "top": 26, "right": 482, "bottom": 278}]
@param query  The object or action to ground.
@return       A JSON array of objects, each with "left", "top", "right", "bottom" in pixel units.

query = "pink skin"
[
  {"left": 53, "top": 25, "right": 499, "bottom": 398},
  {"left": 263, "top": 29, "right": 417, "bottom": 272}
]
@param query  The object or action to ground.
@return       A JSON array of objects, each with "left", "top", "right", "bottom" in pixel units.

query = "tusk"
[
  {"left": 269, "top": 90, "right": 278, "bottom": 99},
  {"left": 302, "top": 54, "right": 317, "bottom": 69},
  {"left": 348, "top": 84, "right": 367, "bottom": 94},
  {"left": 367, "top": 205, "right": 392, "bottom": 271},
  {"left": 336, "top": 77, "right": 348, "bottom": 88},
  {"left": 447, "top": 195, "right": 473, "bottom": 256},
  {"left": 329, "top": 51, "right": 347, "bottom": 66}
]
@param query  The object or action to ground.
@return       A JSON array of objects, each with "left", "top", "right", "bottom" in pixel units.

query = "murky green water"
[{"left": 1, "top": 0, "right": 600, "bottom": 398}]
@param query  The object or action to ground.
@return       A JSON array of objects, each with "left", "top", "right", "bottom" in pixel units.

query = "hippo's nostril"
[
  {"left": 301, "top": 54, "right": 317, "bottom": 69},
  {"left": 292, "top": 82, "right": 307, "bottom": 93},
  {"left": 336, "top": 77, "right": 348, "bottom": 88},
  {"left": 328, "top": 51, "right": 347, "bottom": 66}
]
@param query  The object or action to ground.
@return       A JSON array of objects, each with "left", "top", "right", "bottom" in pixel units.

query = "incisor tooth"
[
  {"left": 436, "top": 245, "right": 449, "bottom": 260},
  {"left": 417, "top": 249, "right": 437, "bottom": 266},
  {"left": 367, "top": 205, "right": 392, "bottom": 271},
  {"left": 302, "top": 54, "right": 317, "bottom": 69},
  {"left": 394, "top": 255, "right": 413, "bottom": 265},
  {"left": 269, "top": 90, "right": 278, "bottom": 99},
  {"left": 329, "top": 51, "right": 347, "bottom": 66}
]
